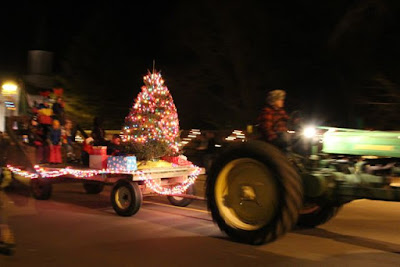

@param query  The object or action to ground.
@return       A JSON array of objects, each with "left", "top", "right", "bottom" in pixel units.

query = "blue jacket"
[{"left": 49, "top": 128, "right": 62, "bottom": 145}]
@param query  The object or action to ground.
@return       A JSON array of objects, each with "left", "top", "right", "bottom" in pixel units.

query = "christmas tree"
[{"left": 122, "top": 71, "right": 180, "bottom": 160}]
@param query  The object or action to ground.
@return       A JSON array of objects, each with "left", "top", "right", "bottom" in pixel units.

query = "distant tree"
[
  {"left": 327, "top": 0, "right": 400, "bottom": 128},
  {"left": 355, "top": 74, "right": 400, "bottom": 130}
]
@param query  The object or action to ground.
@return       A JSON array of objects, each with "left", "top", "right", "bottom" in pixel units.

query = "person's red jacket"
[{"left": 257, "top": 106, "right": 289, "bottom": 141}]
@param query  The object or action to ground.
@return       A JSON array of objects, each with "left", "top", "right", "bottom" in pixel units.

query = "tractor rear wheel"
[
  {"left": 206, "top": 141, "right": 303, "bottom": 245},
  {"left": 297, "top": 203, "right": 342, "bottom": 228}
]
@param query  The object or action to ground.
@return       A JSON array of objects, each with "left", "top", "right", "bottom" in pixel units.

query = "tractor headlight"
[{"left": 303, "top": 126, "right": 317, "bottom": 138}]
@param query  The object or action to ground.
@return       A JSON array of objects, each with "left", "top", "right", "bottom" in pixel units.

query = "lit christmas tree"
[{"left": 122, "top": 71, "right": 180, "bottom": 160}]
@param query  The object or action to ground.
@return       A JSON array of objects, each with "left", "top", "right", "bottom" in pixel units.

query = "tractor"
[{"left": 206, "top": 126, "right": 400, "bottom": 245}]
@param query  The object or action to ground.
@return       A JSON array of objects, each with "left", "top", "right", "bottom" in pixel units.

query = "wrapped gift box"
[
  {"left": 92, "top": 146, "right": 107, "bottom": 155},
  {"left": 161, "top": 155, "right": 192, "bottom": 166},
  {"left": 107, "top": 156, "right": 137, "bottom": 172},
  {"left": 89, "top": 155, "right": 108, "bottom": 169}
]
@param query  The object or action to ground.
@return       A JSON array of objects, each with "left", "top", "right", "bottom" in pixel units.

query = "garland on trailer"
[
  {"left": 136, "top": 166, "right": 201, "bottom": 195},
  {"left": 6, "top": 164, "right": 201, "bottom": 195}
]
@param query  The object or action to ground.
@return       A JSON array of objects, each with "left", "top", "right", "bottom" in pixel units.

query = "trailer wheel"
[
  {"left": 206, "top": 141, "right": 303, "bottom": 245},
  {"left": 83, "top": 182, "right": 104, "bottom": 194},
  {"left": 111, "top": 180, "right": 142, "bottom": 216},
  {"left": 0, "top": 246, "right": 15, "bottom": 256},
  {"left": 167, "top": 184, "right": 195, "bottom": 207},
  {"left": 297, "top": 203, "right": 342, "bottom": 228},
  {"left": 31, "top": 178, "right": 52, "bottom": 200}
]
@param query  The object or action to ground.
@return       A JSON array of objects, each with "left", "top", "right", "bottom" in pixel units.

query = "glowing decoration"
[
  {"left": 225, "top": 129, "right": 246, "bottom": 141},
  {"left": 178, "top": 129, "right": 202, "bottom": 147},
  {"left": 122, "top": 71, "right": 180, "bottom": 156},
  {"left": 5, "top": 101, "right": 16, "bottom": 110},
  {"left": 6, "top": 164, "right": 200, "bottom": 196},
  {"left": 144, "top": 166, "right": 201, "bottom": 195},
  {"left": 7, "top": 166, "right": 39, "bottom": 179}
]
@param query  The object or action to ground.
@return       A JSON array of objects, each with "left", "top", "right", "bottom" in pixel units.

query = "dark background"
[{"left": 1, "top": 0, "right": 400, "bottom": 130}]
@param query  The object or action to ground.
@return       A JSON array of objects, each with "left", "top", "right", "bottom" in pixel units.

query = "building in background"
[
  {"left": 0, "top": 50, "right": 56, "bottom": 132},
  {"left": 0, "top": 79, "right": 21, "bottom": 132}
]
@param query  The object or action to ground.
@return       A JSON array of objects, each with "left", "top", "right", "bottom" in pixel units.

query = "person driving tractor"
[{"left": 257, "top": 89, "right": 290, "bottom": 150}]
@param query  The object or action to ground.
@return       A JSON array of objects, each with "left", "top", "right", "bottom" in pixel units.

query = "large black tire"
[
  {"left": 31, "top": 178, "right": 52, "bottom": 200},
  {"left": 297, "top": 203, "right": 342, "bottom": 228},
  {"left": 167, "top": 184, "right": 195, "bottom": 207},
  {"left": 83, "top": 182, "right": 104, "bottom": 194},
  {"left": 111, "top": 179, "right": 142, "bottom": 216},
  {"left": 206, "top": 140, "right": 303, "bottom": 245}
]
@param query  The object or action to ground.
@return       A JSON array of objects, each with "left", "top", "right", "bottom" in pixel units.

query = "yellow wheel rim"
[
  {"left": 115, "top": 186, "right": 132, "bottom": 209},
  {"left": 215, "top": 158, "right": 279, "bottom": 231}
]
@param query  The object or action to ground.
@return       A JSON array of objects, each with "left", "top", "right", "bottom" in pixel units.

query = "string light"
[
  {"left": 225, "top": 129, "right": 247, "bottom": 141},
  {"left": 7, "top": 165, "right": 39, "bottom": 179},
  {"left": 178, "top": 129, "right": 202, "bottom": 147},
  {"left": 6, "top": 164, "right": 201, "bottom": 195},
  {"left": 139, "top": 164, "right": 201, "bottom": 195}
]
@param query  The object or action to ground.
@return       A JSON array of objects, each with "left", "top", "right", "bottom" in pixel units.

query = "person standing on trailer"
[
  {"left": 29, "top": 117, "right": 49, "bottom": 164},
  {"left": 91, "top": 117, "right": 107, "bottom": 146},
  {"left": 48, "top": 120, "right": 62, "bottom": 164},
  {"left": 52, "top": 97, "right": 65, "bottom": 126}
]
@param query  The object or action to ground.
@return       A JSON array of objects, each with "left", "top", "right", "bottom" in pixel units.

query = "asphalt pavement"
[{"left": 1, "top": 179, "right": 400, "bottom": 266}]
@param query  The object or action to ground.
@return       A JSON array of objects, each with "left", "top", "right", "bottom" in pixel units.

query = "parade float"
[{"left": 4, "top": 70, "right": 204, "bottom": 216}]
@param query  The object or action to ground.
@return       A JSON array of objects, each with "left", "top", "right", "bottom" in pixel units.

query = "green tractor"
[{"left": 206, "top": 126, "right": 400, "bottom": 244}]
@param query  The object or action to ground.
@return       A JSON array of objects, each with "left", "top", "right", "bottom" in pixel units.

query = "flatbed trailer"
[{"left": 4, "top": 164, "right": 205, "bottom": 216}]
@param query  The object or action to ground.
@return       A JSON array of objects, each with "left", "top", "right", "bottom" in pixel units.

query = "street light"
[
  {"left": 0, "top": 80, "right": 20, "bottom": 124},
  {"left": 1, "top": 81, "right": 18, "bottom": 95}
]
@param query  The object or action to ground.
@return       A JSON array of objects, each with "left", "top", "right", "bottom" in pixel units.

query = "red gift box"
[
  {"left": 161, "top": 155, "right": 192, "bottom": 166},
  {"left": 92, "top": 146, "right": 107, "bottom": 155},
  {"left": 89, "top": 155, "right": 108, "bottom": 169}
]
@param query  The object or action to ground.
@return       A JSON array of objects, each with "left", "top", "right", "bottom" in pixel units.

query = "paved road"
[{"left": 1, "top": 180, "right": 400, "bottom": 267}]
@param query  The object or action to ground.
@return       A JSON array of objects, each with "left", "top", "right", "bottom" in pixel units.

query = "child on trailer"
[
  {"left": 48, "top": 120, "right": 62, "bottom": 164},
  {"left": 107, "top": 134, "right": 123, "bottom": 156},
  {"left": 62, "top": 119, "right": 77, "bottom": 163}
]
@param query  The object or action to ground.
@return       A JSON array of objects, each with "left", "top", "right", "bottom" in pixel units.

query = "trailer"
[{"left": 4, "top": 163, "right": 204, "bottom": 217}]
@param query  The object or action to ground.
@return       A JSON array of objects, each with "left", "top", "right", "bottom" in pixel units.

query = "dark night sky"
[
  {"left": 1, "top": 1, "right": 400, "bottom": 130},
  {"left": 0, "top": 1, "right": 170, "bottom": 72}
]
